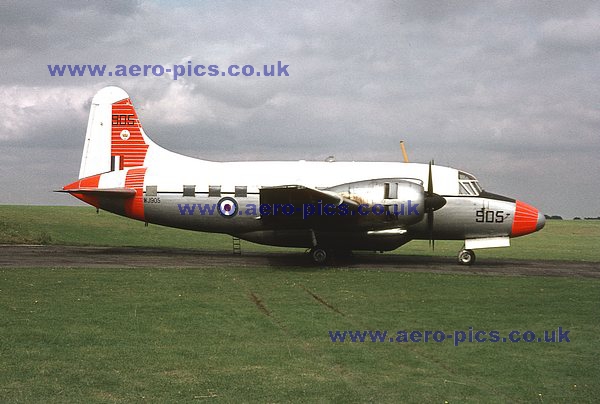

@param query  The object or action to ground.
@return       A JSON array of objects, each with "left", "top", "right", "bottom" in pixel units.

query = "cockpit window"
[{"left": 459, "top": 171, "right": 482, "bottom": 195}]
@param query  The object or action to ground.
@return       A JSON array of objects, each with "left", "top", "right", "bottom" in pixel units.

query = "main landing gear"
[
  {"left": 457, "top": 249, "right": 476, "bottom": 266},
  {"left": 310, "top": 246, "right": 329, "bottom": 264},
  {"left": 309, "top": 246, "right": 353, "bottom": 265}
]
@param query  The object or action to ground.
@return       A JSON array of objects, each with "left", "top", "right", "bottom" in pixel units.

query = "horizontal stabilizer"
[{"left": 55, "top": 188, "right": 136, "bottom": 198}]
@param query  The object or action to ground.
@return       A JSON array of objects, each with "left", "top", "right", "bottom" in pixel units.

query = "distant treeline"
[{"left": 544, "top": 215, "right": 600, "bottom": 220}]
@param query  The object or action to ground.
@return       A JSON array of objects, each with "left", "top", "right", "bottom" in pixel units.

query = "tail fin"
[{"left": 78, "top": 86, "right": 150, "bottom": 179}]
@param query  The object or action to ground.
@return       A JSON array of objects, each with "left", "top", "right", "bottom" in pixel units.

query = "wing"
[
  {"left": 260, "top": 185, "right": 359, "bottom": 209},
  {"left": 258, "top": 185, "right": 361, "bottom": 229},
  {"left": 257, "top": 179, "right": 426, "bottom": 234}
]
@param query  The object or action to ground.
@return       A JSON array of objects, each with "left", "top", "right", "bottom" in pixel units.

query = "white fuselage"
[{"left": 63, "top": 86, "right": 545, "bottom": 256}]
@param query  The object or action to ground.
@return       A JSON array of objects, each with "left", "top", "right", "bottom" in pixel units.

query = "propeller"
[{"left": 424, "top": 160, "right": 447, "bottom": 249}]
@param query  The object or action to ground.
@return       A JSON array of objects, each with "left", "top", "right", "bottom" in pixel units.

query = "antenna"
[{"left": 400, "top": 141, "right": 409, "bottom": 163}]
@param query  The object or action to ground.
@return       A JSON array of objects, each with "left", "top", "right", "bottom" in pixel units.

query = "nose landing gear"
[{"left": 458, "top": 249, "right": 476, "bottom": 266}]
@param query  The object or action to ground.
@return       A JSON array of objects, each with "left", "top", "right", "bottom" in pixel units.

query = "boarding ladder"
[{"left": 232, "top": 237, "right": 242, "bottom": 255}]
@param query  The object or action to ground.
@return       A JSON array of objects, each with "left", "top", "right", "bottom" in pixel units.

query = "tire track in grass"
[
  {"left": 249, "top": 291, "right": 272, "bottom": 318},
  {"left": 298, "top": 284, "right": 345, "bottom": 316}
]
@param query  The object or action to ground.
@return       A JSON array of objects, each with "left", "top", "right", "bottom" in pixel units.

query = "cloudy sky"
[{"left": 1, "top": 0, "right": 599, "bottom": 218}]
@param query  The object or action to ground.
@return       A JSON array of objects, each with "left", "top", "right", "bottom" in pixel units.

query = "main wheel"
[
  {"left": 458, "top": 249, "right": 476, "bottom": 266},
  {"left": 311, "top": 247, "right": 328, "bottom": 264}
]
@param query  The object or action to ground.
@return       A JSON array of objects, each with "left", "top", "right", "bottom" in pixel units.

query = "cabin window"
[
  {"left": 183, "top": 185, "right": 196, "bottom": 197},
  {"left": 235, "top": 186, "right": 247, "bottom": 198},
  {"left": 146, "top": 185, "right": 157, "bottom": 196},
  {"left": 208, "top": 185, "right": 221, "bottom": 197}
]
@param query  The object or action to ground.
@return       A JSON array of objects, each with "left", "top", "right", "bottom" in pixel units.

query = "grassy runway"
[{"left": 1, "top": 205, "right": 599, "bottom": 402}]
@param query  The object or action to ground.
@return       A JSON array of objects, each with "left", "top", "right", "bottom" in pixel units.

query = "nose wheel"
[{"left": 458, "top": 249, "right": 476, "bottom": 266}]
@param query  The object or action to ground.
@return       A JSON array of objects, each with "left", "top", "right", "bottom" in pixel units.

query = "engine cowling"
[{"left": 326, "top": 178, "right": 425, "bottom": 226}]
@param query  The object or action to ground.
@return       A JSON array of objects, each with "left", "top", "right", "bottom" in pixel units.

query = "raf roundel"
[{"left": 217, "top": 197, "right": 238, "bottom": 218}]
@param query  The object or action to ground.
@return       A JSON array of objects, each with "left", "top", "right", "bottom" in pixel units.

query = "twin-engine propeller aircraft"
[{"left": 60, "top": 86, "right": 545, "bottom": 265}]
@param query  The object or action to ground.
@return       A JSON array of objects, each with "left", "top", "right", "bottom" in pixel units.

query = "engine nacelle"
[{"left": 326, "top": 178, "right": 425, "bottom": 226}]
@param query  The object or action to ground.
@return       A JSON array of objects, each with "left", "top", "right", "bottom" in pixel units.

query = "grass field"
[
  {"left": 1, "top": 205, "right": 599, "bottom": 402},
  {"left": 1, "top": 267, "right": 599, "bottom": 402}
]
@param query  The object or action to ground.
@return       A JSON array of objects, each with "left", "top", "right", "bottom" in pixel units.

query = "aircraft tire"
[
  {"left": 311, "top": 247, "right": 328, "bottom": 264},
  {"left": 458, "top": 249, "right": 476, "bottom": 266}
]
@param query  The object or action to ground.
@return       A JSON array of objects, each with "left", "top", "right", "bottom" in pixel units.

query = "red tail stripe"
[
  {"left": 124, "top": 167, "right": 147, "bottom": 221},
  {"left": 63, "top": 174, "right": 100, "bottom": 190},
  {"left": 62, "top": 175, "right": 101, "bottom": 207},
  {"left": 111, "top": 98, "right": 149, "bottom": 169}
]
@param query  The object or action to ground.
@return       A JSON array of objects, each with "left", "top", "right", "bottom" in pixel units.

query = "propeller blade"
[
  {"left": 425, "top": 160, "right": 443, "bottom": 250},
  {"left": 424, "top": 160, "right": 447, "bottom": 210},
  {"left": 427, "top": 160, "right": 433, "bottom": 195},
  {"left": 427, "top": 208, "right": 434, "bottom": 250}
]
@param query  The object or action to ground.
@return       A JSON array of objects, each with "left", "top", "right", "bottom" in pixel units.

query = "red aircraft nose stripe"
[{"left": 511, "top": 200, "right": 539, "bottom": 237}]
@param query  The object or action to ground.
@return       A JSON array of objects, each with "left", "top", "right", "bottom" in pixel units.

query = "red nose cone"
[{"left": 511, "top": 200, "right": 545, "bottom": 237}]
